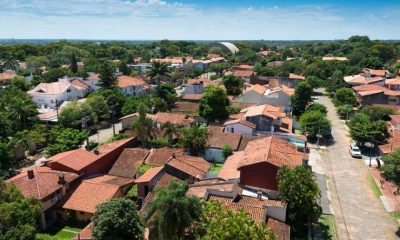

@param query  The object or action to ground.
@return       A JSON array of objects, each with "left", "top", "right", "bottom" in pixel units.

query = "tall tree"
[
  {"left": 382, "top": 150, "right": 400, "bottom": 192},
  {"left": 132, "top": 103, "right": 154, "bottom": 145},
  {"left": 145, "top": 181, "right": 202, "bottom": 240},
  {"left": 199, "top": 85, "right": 230, "bottom": 122},
  {"left": 148, "top": 61, "right": 171, "bottom": 88},
  {"left": 278, "top": 166, "right": 320, "bottom": 238},
  {"left": 179, "top": 126, "right": 209, "bottom": 156},
  {"left": 162, "top": 121, "right": 179, "bottom": 147},
  {"left": 348, "top": 112, "right": 389, "bottom": 145},
  {"left": 70, "top": 52, "right": 78, "bottom": 73},
  {"left": 46, "top": 128, "right": 88, "bottom": 156},
  {"left": 291, "top": 81, "right": 313, "bottom": 116},
  {"left": 92, "top": 198, "right": 144, "bottom": 240},
  {"left": 0, "top": 180, "right": 42, "bottom": 239},
  {"left": 334, "top": 87, "right": 356, "bottom": 106},
  {"left": 99, "top": 60, "right": 117, "bottom": 88},
  {"left": 222, "top": 75, "right": 244, "bottom": 95},
  {"left": 119, "top": 60, "right": 131, "bottom": 75},
  {"left": 300, "top": 110, "right": 331, "bottom": 138}
]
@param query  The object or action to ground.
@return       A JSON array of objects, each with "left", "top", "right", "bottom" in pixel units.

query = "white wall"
[
  {"left": 120, "top": 85, "right": 144, "bottom": 96},
  {"left": 224, "top": 123, "right": 253, "bottom": 135},
  {"left": 204, "top": 148, "right": 225, "bottom": 163},
  {"left": 30, "top": 85, "right": 85, "bottom": 108}
]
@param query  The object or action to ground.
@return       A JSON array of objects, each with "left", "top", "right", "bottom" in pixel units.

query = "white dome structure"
[{"left": 217, "top": 42, "right": 240, "bottom": 54}]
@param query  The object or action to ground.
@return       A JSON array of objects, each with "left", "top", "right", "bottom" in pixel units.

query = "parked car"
[{"left": 349, "top": 144, "right": 362, "bottom": 158}]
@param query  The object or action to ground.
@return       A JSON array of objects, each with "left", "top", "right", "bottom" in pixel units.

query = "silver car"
[{"left": 349, "top": 144, "right": 362, "bottom": 158}]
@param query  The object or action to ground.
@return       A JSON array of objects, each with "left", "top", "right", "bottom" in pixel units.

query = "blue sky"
[{"left": 0, "top": 0, "right": 399, "bottom": 40}]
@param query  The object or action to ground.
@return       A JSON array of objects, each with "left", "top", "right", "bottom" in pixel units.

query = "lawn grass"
[
  {"left": 368, "top": 172, "right": 383, "bottom": 198},
  {"left": 45, "top": 223, "right": 82, "bottom": 240},
  {"left": 208, "top": 163, "right": 223, "bottom": 174},
  {"left": 390, "top": 211, "right": 400, "bottom": 219},
  {"left": 319, "top": 214, "right": 338, "bottom": 240}
]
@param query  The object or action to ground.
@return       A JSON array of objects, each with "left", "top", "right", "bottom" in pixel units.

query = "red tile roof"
[
  {"left": 288, "top": 73, "right": 305, "bottom": 80},
  {"left": 74, "top": 223, "right": 93, "bottom": 240},
  {"left": 238, "top": 136, "right": 303, "bottom": 169},
  {"left": 166, "top": 155, "right": 211, "bottom": 179},
  {"left": 7, "top": 166, "right": 79, "bottom": 200},
  {"left": 172, "top": 101, "right": 199, "bottom": 112},
  {"left": 241, "top": 104, "right": 286, "bottom": 120},
  {"left": 267, "top": 218, "right": 290, "bottom": 240},
  {"left": 47, "top": 149, "right": 100, "bottom": 172},
  {"left": 246, "top": 84, "right": 266, "bottom": 94},
  {"left": 70, "top": 79, "right": 89, "bottom": 90},
  {"left": 135, "top": 167, "right": 163, "bottom": 183},
  {"left": 116, "top": 75, "right": 145, "bottom": 88},
  {"left": 108, "top": 148, "right": 149, "bottom": 178},
  {"left": 207, "top": 131, "right": 242, "bottom": 150},
  {"left": 390, "top": 115, "right": 400, "bottom": 123},
  {"left": 181, "top": 93, "right": 202, "bottom": 101},
  {"left": 144, "top": 147, "right": 184, "bottom": 167},
  {"left": 187, "top": 179, "right": 238, "bottom": 198},
  {"left": 98, "top": 137, "right": 135, "bottom": 155},
  {"left": 153, "top": 112, "right": 194, "bottom": 126},
  {"left": 217, "top": 151, "right": 243, "bottom": 180}
]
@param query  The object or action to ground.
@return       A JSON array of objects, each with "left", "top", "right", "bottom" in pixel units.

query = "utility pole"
[{"left": 81, "top": 116, "right": 90, "bottom": 150}]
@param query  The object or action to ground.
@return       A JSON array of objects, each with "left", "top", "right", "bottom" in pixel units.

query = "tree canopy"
[
  {"left": 179, "top": 126, "right": 209, "bottom": 156},
  {"left": 92, "top": 198, "right": 144, "bottom": 240},
  {"left": 222, "top": 75, "right": 244, "bottom": 95},
  {"left": 300, "top": 110, "right": 331, "bottom": 138},
  {"left": 291, "top": 82, "right": 313, "bottom": 116},
  {"left": 348, "top": 112, "right": 389, "bottom": 145},
  {"left": 199, "top": 85, "right": 230, "bottom": 122}
]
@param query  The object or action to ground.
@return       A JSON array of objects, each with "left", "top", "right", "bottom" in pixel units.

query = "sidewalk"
[{"left": 370, "top": 167, "right": 400, "bottom": 212}]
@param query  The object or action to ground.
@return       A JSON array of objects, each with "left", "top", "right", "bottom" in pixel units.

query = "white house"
[
  {"left": 28, "top": 78, "right": 90, "bottom": 109},
  {"left": 223, "top": 118, "right": 255, "bottom": 135},
  {"left": 116, "top": 75, "right": 145, "bottom": 96}
]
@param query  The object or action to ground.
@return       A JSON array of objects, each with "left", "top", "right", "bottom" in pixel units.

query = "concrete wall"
[
  {"left": 204, "top": 148, "right": 225, "bottom": 163},
  {"left": 360, "top": 93, "right": 388, "bottom": 105},
  {"left": 224, "top": 123, "right": 254, "bottom": 135}
]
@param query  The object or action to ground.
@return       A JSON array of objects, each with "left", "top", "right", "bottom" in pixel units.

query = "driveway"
[
  {"left": 84, "top": 122, "right": 122, "bottom": 147},
  {"left": 315, "top": 92, "right": 399, "bottom": 240}
]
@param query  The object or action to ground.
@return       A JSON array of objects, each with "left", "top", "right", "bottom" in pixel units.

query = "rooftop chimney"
[
  {"left": 27, "top": 169, "right": 34, "bottom": 179},
  {"left": 171, "top": 153, "right": 176, "bottom": 158},
  {"left": 257, "top": 191, "right": 263, "bottom": 201},
  {"left": 94, "top": 149, "right": 99, "bottom": 155},
  {"left": 58, "top": 173, "right": 66, "bottom": 185}
]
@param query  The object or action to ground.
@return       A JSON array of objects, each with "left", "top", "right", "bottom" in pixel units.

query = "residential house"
[
  {"left": 238, "top": 136, "right": 305, "bottom": 191},
  {"left": 108, "top": 148, "right": 149, "bottom": 179},
  {"left": 46, "top": 138, "right": 137, "bottom": 177},
  {"left": 385, "top": 78, "right": 400, "bottom": 105},
  {"left": 282, "top": 73, "right": 305, "bottom": 88},
  {"left": 389, "top": 115, "right": 400, "bottom": 130},
  {"left": 128, "top": 63, "right": 152, "bottom": 73},
  {"left": 6, "top": 167, "right": 79, "bottom": 229},
  {"left": 0, "top": 70, "right": 16, "bottom": 85},
  {"left": 135, "top": 167, "right": 165, "bottom": 201},
  {"left": 116, "top": 75, "right": 145, "bottom": 96},
  {"left": 227, "top": 64, "right": 254, "bottom": 82},
  {"left": 223, "top": 118, "right": 256, "bottom": 135},
  {"left": 144, "top": 147, "right": 185, "bottom": 167},
  {"left": 61, "top": 175, "right": 134, "bottom": 223},
  {"left": 322, "top": 56, "right": 348, "bottom": 61},
  {"left": 164, "top": 154, "right": 212, "bottom": 180},
  {"left": 205, "top": 131, "right": 242, "bottom": 162},
  {"left": 184, "top": 78, "right": 211, "bottom": 94},
  {"left": 172, "top": 101, "right": 199, "bottom": 113},
  {"left": 119, "top": 112, "right": 155, "bottom": 130},
  {"left": 344, "top": 74, "right": 385, "bottom": 86},
  {"left": 27, "top": 79, "right": 89, "bottom": 109},
  {"left": 353, "top": 85, "right": 388, "bottom": 105},
  {"left": 266, "top": 61, "right": 284, "bottom": 67},
  {"left": 234, "top": 84, "right": 294, "bottom": 111},
  {"left": 153, "top": 112, "right": 194, "bottom": 128},
  {"left": 363, "top": 68, "right": 390, "bottom": 78}
]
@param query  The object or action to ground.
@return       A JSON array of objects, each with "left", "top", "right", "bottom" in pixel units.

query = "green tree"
[
  {"left": 179, "top": 126, "right": 209, "bottom": 156},
  {"left": 99, "top": 60, "right": 117, "bottom": 88},
  {"left": 337, "top": 104, "right": 352, "bottom": 119},
  {"left": 148, "top": 61, "right": 171, "bottom": 89},
  {"left": 119, "top": 60, "right": 131, "bottom": 75},
  {"left": 306, "top": 103, "right": 327, "bottom": 115},
  {"left": 305, "top": 76, "right": 323, "bottom": 89},
  {"left": 44, "top": 68, "right": 72, "bottom": 82},
  {"left": 300, "top": 110, "right": 331, "bottom": 138},
  {"left": 278, "top": 166, "right": 320, "bottom": 238},
  {"left": 348, "top": 113, "right": 389, "bottom": 145},
  {"left": 145, "top": 181, "right": 202, "bottom": 240},
  {"left": 70, "top": 52, "right": 78, "bottom": 73},
  {"left": 162, "top": 122, "right": 179, "bottom": 147},
  {"left": 10, "top": 76, "right": 32, "bottom": 91},
  {"left": 132, "top": 103, "right": 154, "bottom": 145},
  {"left": 222, "top": 75, "right": 244, "bottom": 95},
  {"left": 221, "top": 145, "right": 233, "bottom": 160},
  {"left": 46, "top": 128, "right": 88, "bottom": 156},
  {"left": 157, "top": 82, "right": 177, "bottom": 107},
  {"left": 0, "top": 180, "right": 42, "bottom": 240},
  {"left": 326, "top": 70, "right": 346, "bottom": 94},
  {"left": 199, "top": 85, "right": 230, "bottom": 122},
  {"left": 192, "top": 201, "right": 275, "bottom": 240},
  {"left": 359, "top": 57, "right": 383, "bottom": 69},
  {"left": 92, "top": 198, "right": 144, "bottom": 240},
  {"left": 381, "top": 150, "right": 400, "bottom": 191},
  {"left": 291, "top": 82, "right": 313, "bottom": 116},
  {"left": 360, "top": 105, "right": 395, "bottom": 121},
  {"left": 334, "top": 87, "right": 356, "bottom": 106},
  {"left": 208, "top": 47, "right": 223, "bottom": 55},
  {"left": 86, "top": 95, "right": 111, "bottom": 122},
  {"left": 0, "top": 141, "right": 11, "bottom": 171}
]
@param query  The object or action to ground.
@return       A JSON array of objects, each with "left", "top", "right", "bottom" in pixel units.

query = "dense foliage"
[
  {"left": 348, "top": 112, "right": 389, "bottom": 145},
  {"left": 179, "top": 126, "right": 209, "bottom": 156},
  {"left": 199, "top": 85, "right": 230, "bottom": 122}
]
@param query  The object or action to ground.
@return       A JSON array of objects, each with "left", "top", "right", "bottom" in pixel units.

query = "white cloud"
[{"left": 0, "top": 0, "right": 399, "bottom": 40}]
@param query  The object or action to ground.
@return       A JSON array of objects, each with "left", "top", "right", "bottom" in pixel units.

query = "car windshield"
[{"left": 352, "top": 146, "right": 360, "bottom": 152}]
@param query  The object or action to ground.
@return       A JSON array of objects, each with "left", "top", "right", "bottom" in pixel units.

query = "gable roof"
[
  {"left": 116, "top": 75, "right": 145, "bottom": 88},
  {"left": 246, "top": 84, "right": 266, "bottom": 95},
  {"left": 7, "top": 166, "right": 79, "bottom": 200},
  {"left": 135, "top": 167, "right": 164, "bottom": 183},
  {"left": 238, "top": 136, "right": 303, "bottom": 169},
  {"left": 187, "top": 179, "right": 238, "bottom": 198},
  {"left": 47, "top": 149, "right": 100, "bottom": 172},
  {"left": 223, "top": 118, "right": 256, "bottom": 129},
  {"left": 28, "top": 82, "right": 71, "bottom": 95},
  {"left": 242, "top": 104, "right": 286, "bottom": 120},
  {"left": 352, "top": 85, "right": 386, "bottom": 96},
  {"left": 206, "top": 131, "right": 242, "bottom": 150},
  {"left": 70, "top": 79, "right": 89, "bottom": 90},
  {"left": 166, "top": 155, "right": 211, "bottom": 179},
  {"left": 153, "top": 112, "right": 194, "bottom": 126},
  {"left": 386, "top": 77, "right": 400, "bottom": 85},
  {"left": 217, "top": 151, "right": 243, "bottom": 180},
  {"left": 97, "top": 137, "right": 135, "bottom": 155},
  {"left": 144, "top": 147, "right": 184, "bottom": 167},
  {"left": 108, "top": 148, "right": 149, "bottom": 178}
]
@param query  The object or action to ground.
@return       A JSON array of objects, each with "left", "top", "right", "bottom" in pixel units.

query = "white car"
[{"left": 349, "top": 144, "right": 362, "bottom": 158}]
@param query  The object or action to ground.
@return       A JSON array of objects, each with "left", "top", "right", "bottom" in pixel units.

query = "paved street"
[
  {"left": 315, "top": 92, "right": 399, "bottom": 240},
  {"left": 84, "top": 122, "right": 122, "bottom": 146}
]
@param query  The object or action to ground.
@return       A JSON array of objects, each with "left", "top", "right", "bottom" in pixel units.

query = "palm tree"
[
  {"left": 145, "top": 181, "right": 202, "bottom": 240},
  {"left": 147, "top": 61, "right": 171, "bottom": 89},
  {"left": 161, "top": 121, "right": 179, "bottom": 147},
  {"left": 132, "top": 103, "right": 155, "bottom": 145}
]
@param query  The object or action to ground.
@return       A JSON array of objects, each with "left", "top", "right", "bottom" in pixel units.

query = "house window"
[
  {"left": 66, "top": 89, "right": 71, "bottom": 93},
  {"left": 230, "top": 127, "right": 234, "bottom": 133},
  {"left": 390, "top": 98, "right": 397, "bottom": 103},
  {"left": 80, "top": 211, "right": 85, "bottom": 215}
]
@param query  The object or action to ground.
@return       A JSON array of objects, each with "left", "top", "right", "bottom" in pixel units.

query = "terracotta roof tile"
[
  {"left": 7, "top": 166, "right": 79, "bottom": 200},
  {"left": 223, "top": 118, "right": 256, "bottom": 129},
  {"left": 108, "top": 148, "right": 149, "bottom": 178},
  {"left": 154, "top": 112, "right": 194, "bottom": 126},
  {"left": 145, "top": 147, "right": 184, "bottom": 167},
  {"left": 386, "top": 77, "right": 400, "bottom": 85},
  {"left": 267, "top": 218, "right": 290, "bottom": 240},
  {"left": 28, "top": 82, "right": 70, "bottom": 95},
  {"left": 70, "top": 79, "right": 89, "bottom": 90},
  {"left": 242, "top": 104, "right": 286, "bottom": 120},
  {"left": 85, "top": 174, "right": 134, "bottom": 186},
  {"left": 117, "top": 75, "right": 145, "bottom": 88},
  {"left": 74, "top": 223, "right": 93, "bottom": 240},
  {"left": 0, "top": 70, "right": 16, "bottom": 81},
  {"left": 288, "top": 73, "right": 305, "bottom": 80},
  {"left": 207, "top": 131, "right": 242, "bottom": 150},
  {"left": 217, "top": 151, "right": 243, "bottom": 180},
  {"left": 172, "top": 101, "right": 199, "bottom": 112},
  {"left": 238, "top": 136, "right": 303, "bottom": 169},
  {"left": 246, "top": 84, "right": 266, "bottom": 94},
  {"left": 135, "top": 167, "right": 163, "bottom": 183},
  {"left": 98, "top": 137, "right": 135, "bottom": 155},
  {"left": 166, "top": 155, "right": 211, "bottom": 179},
  {"left": 181, "top": 94, "right": 202, "bottom": 101},
  {"left": 187, "top": 179, "right": 237, "bottom": 198},
  {"left": 47, "top": 149, "right": 100, "bottom": 172}
]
